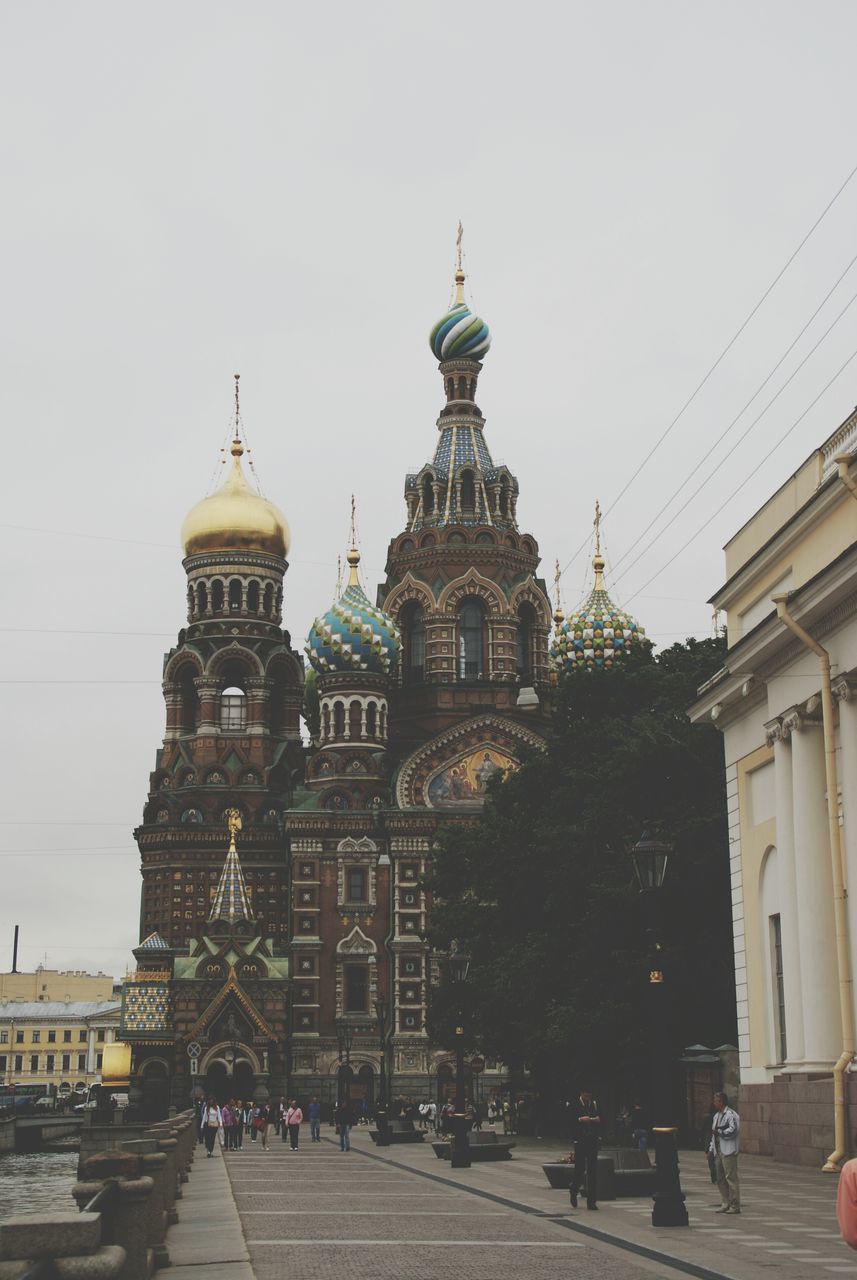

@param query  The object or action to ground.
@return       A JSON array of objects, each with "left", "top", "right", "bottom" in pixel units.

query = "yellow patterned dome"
[{"left": 181, "top": 438, "right": 290, "bottom": 560}]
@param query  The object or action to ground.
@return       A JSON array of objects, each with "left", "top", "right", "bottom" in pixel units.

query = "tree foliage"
[{"left": 427, "top": 638, "right": 736, "bottom": 1105}]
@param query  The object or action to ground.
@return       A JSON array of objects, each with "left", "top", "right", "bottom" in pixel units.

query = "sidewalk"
[{"left": 164, "top": 1136, "right": 254, "bottom": 1280}]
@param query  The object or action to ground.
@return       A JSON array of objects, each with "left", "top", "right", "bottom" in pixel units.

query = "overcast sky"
[{"left": 4, "top": 1, "right": 857, "bottom": 980}]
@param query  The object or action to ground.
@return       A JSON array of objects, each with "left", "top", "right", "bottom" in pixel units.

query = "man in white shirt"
[{"left": 709, "top": 1091, "right": 741, "bottom": 1214}]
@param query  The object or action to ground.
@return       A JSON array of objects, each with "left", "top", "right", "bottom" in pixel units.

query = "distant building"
[
  {"left": 0, "top": 969, "right": 117, "bottom": 1003},
  {"left": 689, "top": 406, "right": 857, "bottom": 1166},
  {"left": 0, "top": 1001, "right": 121, "bottom": 1096}
]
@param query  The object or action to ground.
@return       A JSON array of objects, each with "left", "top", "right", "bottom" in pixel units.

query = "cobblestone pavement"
[
  {"left": 222, "top": 1129, "right": 679, "bottom": 1280},
  {"left": 220, "top": 1127, "right": 857, "bottom": 1280}
]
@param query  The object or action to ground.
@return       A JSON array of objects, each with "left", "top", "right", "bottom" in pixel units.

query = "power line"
[
  {"left": 559, "top": 157, "right": 857, "bottom": 580},
  {"left": 624, "top": 342, "right": 857, "bottom": 604},
  {"left": 611, "top": 281, "right": 857, "bottom": 589},
  {"left": 610, "top": 245, "right": 857, "bottom": 579}
]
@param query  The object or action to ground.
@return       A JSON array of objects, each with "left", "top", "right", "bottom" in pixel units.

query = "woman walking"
[
  {"left": 253, "top": 1101, "right": 270, "bottom": 1150},
  {"left": 286, "top": 1099, "right": 303, "bottom": 1150},
  {"left": 201, "top": 1096, "right": 222, "bottom": 1157}
]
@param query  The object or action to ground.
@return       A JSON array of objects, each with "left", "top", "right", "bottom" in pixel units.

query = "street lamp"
[
  {"left": 374, "top": 994, "right": 390, "bottom": 1146},
  {"left": 335, "top": 1017, "right": 354, "bottom": 1107},
  {"left": 629, "top": 826, "right": 688, "bottom": 1228},
  {"left": 448, "top": 945, "right": 471, "bottom": 1170}
]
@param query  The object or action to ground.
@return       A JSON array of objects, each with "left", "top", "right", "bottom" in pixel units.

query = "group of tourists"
[{"left": 198, "top": 1096, "right": 321, "bottom": 1154}]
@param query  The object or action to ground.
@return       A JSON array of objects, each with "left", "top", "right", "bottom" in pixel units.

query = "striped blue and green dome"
[
  {"left": 307, "top": 556, "right": 400, "bottom": 676},
  {"left": 551, "top": 558, "right": 645, "bottom": 673},
  {"left": 430, "top": 301, "right": 491, "bottom": 363}
]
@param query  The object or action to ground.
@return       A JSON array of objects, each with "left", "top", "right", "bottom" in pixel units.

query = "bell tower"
[{"left": 134, "top": 378, "right": 304, "bottom": 949}]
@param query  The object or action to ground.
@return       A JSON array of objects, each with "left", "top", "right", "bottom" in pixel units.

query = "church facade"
[{"left": 120, "top": 264, "right": 643, "bottom": 1114}]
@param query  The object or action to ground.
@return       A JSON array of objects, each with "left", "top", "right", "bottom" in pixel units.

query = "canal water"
[{"left": 0, "top": 1148, "right": 79, "bottom": 1218}]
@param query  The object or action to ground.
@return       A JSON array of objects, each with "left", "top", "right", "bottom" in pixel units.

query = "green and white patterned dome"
[
  {"left": 306, "top": 548, "right": 400, "bottom": 676},
  {"left": 551, "top": 553, "right": 645, "bottom": 672}
]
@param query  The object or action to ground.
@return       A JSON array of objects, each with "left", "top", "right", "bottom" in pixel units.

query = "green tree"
[{"left": 428, "top": 637, "right": 735, "bottom": 1112}]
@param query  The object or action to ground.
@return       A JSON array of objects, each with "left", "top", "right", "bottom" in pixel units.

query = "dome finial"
[
  {"left": 553, "top": 558, "right": 565, "bottom": 626},
  {"left": 346, "top": 494, "right": 361, "bottom": 586},
  {"left": 231, "top": 373, "right": 243, "bottom": 457},
  {"left": 593, "top": 499, "right": 605, "bottom": 591},
  {"left": 454, "top": 220, "right": 466, "bottom": 305}
]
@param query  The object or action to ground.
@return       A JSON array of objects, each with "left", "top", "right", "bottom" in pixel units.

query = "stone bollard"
[
  {"left": 147, "top": 1124, "right": 182, "bottom": 1201},
  {"left": 0, "top": 1211, "right": 125, "bottom": 1280},
  {"left": 143, "top": 1132, "right": 178, "bottom": 1225},
  {"left": 120, "top": 1141, "right": 168, "bottom": 1270},
  {"left": 72, "top": 1153, "right": 154, "bottom": 1280}
]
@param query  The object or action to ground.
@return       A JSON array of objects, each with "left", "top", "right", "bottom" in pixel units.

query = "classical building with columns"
[{"left": 689, "top": 407, "right": 857, "bottom": 1166}]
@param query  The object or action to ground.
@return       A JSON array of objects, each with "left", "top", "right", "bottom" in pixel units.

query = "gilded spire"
[
  {"left": 592, "top": 499, "right": 605, "bottom": 591},
  {"left": 346, "top": 494, "right": 361, "bottom": 587},
  {"left": 209, "top": 809, "right": 253, "bottom": 925},
  {"left": 454, "top": 221, "right": 465, "bottom": 304},
  {"left": 553, "top": 558, "right": 564, "bottom": 626}
]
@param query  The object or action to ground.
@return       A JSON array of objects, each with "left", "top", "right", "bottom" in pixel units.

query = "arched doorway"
[
  {"left": 140, "top": 1060, "right": 170, "bottom": 1121},
  {"left": 353, "top": 1064, "right": 374, "bottom": 1120}
]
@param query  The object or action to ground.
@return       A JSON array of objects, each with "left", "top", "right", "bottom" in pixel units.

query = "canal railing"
[{"left": 0, "top": 1108, "right": 196, "bottom": 1278}]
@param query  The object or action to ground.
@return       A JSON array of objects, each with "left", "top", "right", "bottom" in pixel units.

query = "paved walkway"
[{"left": 175, "top": 1125, "right": 857, "bottom": 1279}]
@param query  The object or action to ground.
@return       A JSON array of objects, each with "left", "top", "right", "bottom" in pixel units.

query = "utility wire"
[
  {"left": 624, "top": 342, "right": 857, "bottom": 604},
  {"left": 610, "top": 245, "right": 857, "bottom": 578},
  {"left": 559, "top": 157, "right": 857, "bottom": 581},
  {"left": 611, "top": 281, "right": 857, "bottom": 589}
]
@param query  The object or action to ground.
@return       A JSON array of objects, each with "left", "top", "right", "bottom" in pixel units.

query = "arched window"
[
  {"left": 176, "top": 664, "right": 199, "bottom": 734},
  {"left": 220, "top": 686, "right": 246, "bottom": 731},
  {"left": 499, "top": 479, "right": 509, "bottom": 517},
  {"left": 333, "top": 702, "right": 345, "bottom": 736},
  {"left": 345, "top": 963, "right": 368, "bottom": 1012},
  {"left": 263, "top": 582, "right": 274, "bottom": 616},
  {"left": 247, "top": 581, "right": 260, "bottom": 613},
  {"left": 422, "top": 476, "right": 435, "bottom": 515},
  {"left": 197, "top": 582, "right": 208, "bottom": 615},
  {"left": 458, "top": 599, "right": 485, "bottom": 680},
  {"left": 212, "top": 580, "right": 225, "bottom": 613},
  {"left": 228, "top": 579, "right": 242, "bottom": 612},
  {"left": 401, "top": 602, "right": 425, "bottom": 684},
  {"left": 366, "top": 702, "right": 377, "bottom": 737},
  {"left": 460, "top": 470, "right": 476, "bottom": 516},
  {"left": 187, "top": 586, "right": 195, "bottom": 620},
  {"left": 517, "top": 602, "right": 537, "bottom": 681},
  {"left": 347, "top": 867, "right": 367, "bottom": 901}
]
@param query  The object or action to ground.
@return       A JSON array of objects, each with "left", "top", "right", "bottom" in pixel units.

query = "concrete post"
[
  {"left": 144, "top": 1132, "right": 179, "bottom": 1224},
  {"left": 0, "top": 1212, "right": 125, "bottom": 1279},
  {"left": 121, "top": 1140, "right": 169, "bottom": 1270}
]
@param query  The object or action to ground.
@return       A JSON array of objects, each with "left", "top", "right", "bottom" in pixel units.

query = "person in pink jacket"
[
  {"left": 837, "top": 1158, "right": 857, "bottom": 1249},
  {"left": 286, "top": 1099, "right": 303, "bottom": 1150}
]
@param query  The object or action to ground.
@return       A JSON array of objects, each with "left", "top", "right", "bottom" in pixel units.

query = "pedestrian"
[
  {"left": 240, "top": 1100, "right": 252, "bottom": 1148},
  {"left": 837, "top": 1155, "right": 857, "bottom": 1249},
  {"left": 273, "top": 1096, "right": 283, "bottom": 1138},
  {"left": 335, "top": 1097, "right": 354, "bottom": 1151},
  {"left": 221, "top": 1099, "right": 235, "bottom": 1150},
  {"left": 306, "top": 1096, "right": 321, "bottom": 1142},
  {"left": 427, "top": 1100, "right": 438, "bottom": 1132},
  {"left": 569, "top": 1089, "right": 601, "bottom": 1210},
  {"left": 234, "top": 1099, "right": 245, "bottom": 1151},
  {"left": 710, "top": 1091, "right": 740, "bottom": 1214},
  {"left": 287, "top": 1099, "right": 303, "bottom": 1149},
  {"left": 197, "top": 1096, "right": 206, "bottom": 1145},
  {"left": 201, "top": 1095, "right": 222, "bottom": 1158},
  {"left": 631, "top": 1101, "right": 648, "bottom": 1152},
  {"left": 253, "top": 1102, "right": 270, "bottom": 1150}
]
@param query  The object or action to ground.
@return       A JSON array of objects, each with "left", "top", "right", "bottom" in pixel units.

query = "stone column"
[
  {"left": 144, "top": 1130, "right": 179, "bottom": 1223},
  {"left": 245, "top": 677, "right": 271, "bottom": 736},
  {"left": 785, "top": 707, "right": 839, "bottom": 1067},
  {"left": 765, "top": 718, "right": 805, "bottom": 1064},
  {"left": 194, "top": 678, "right": 222, "bottom": 733},
  {"left": 833, "top": 677, "right": 857, "bottom": 1036}
]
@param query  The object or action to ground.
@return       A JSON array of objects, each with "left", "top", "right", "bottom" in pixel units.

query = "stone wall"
[{"left": 738, "top": 1071, "right": 857, "bottom": 1165}]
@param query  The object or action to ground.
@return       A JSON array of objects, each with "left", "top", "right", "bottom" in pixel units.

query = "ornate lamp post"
[
  {"left": 630, "top": 827, "right": 688, "bottom": 1228},
  {"left": 374, "top": 994, "right": 390, "bottom": 1146},
  {"left": 448, "top": 946, "right": 471, "bottom": 1170},
  {"left": 335, "top": 1017, "right": 354, "bottom": 1107}
]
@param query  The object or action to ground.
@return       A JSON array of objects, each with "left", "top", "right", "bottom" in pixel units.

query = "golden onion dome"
[{"left": 181, "top": 438, "right": 290, "bottom": 560}]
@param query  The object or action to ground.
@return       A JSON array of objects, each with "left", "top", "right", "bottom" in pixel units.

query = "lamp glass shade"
[
  {"left": 449, "top": 950, "right": 471, "bottom": 984},
  {"left": 630, "top": 830, "right": 673, "bottom": 892}
]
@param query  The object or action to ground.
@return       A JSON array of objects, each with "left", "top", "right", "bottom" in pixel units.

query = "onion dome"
[
  {"left": 551, "top": 552, "right": 645, "bottom": 673},
  {"left": 429, "top": 268, "right": 491, "bottom": 362},
  {"left": 181, "top": 436, "right": 290, "bottom": 559},
  {"left": 306, "top": 547, "right": 401, "bottom": 675}
]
